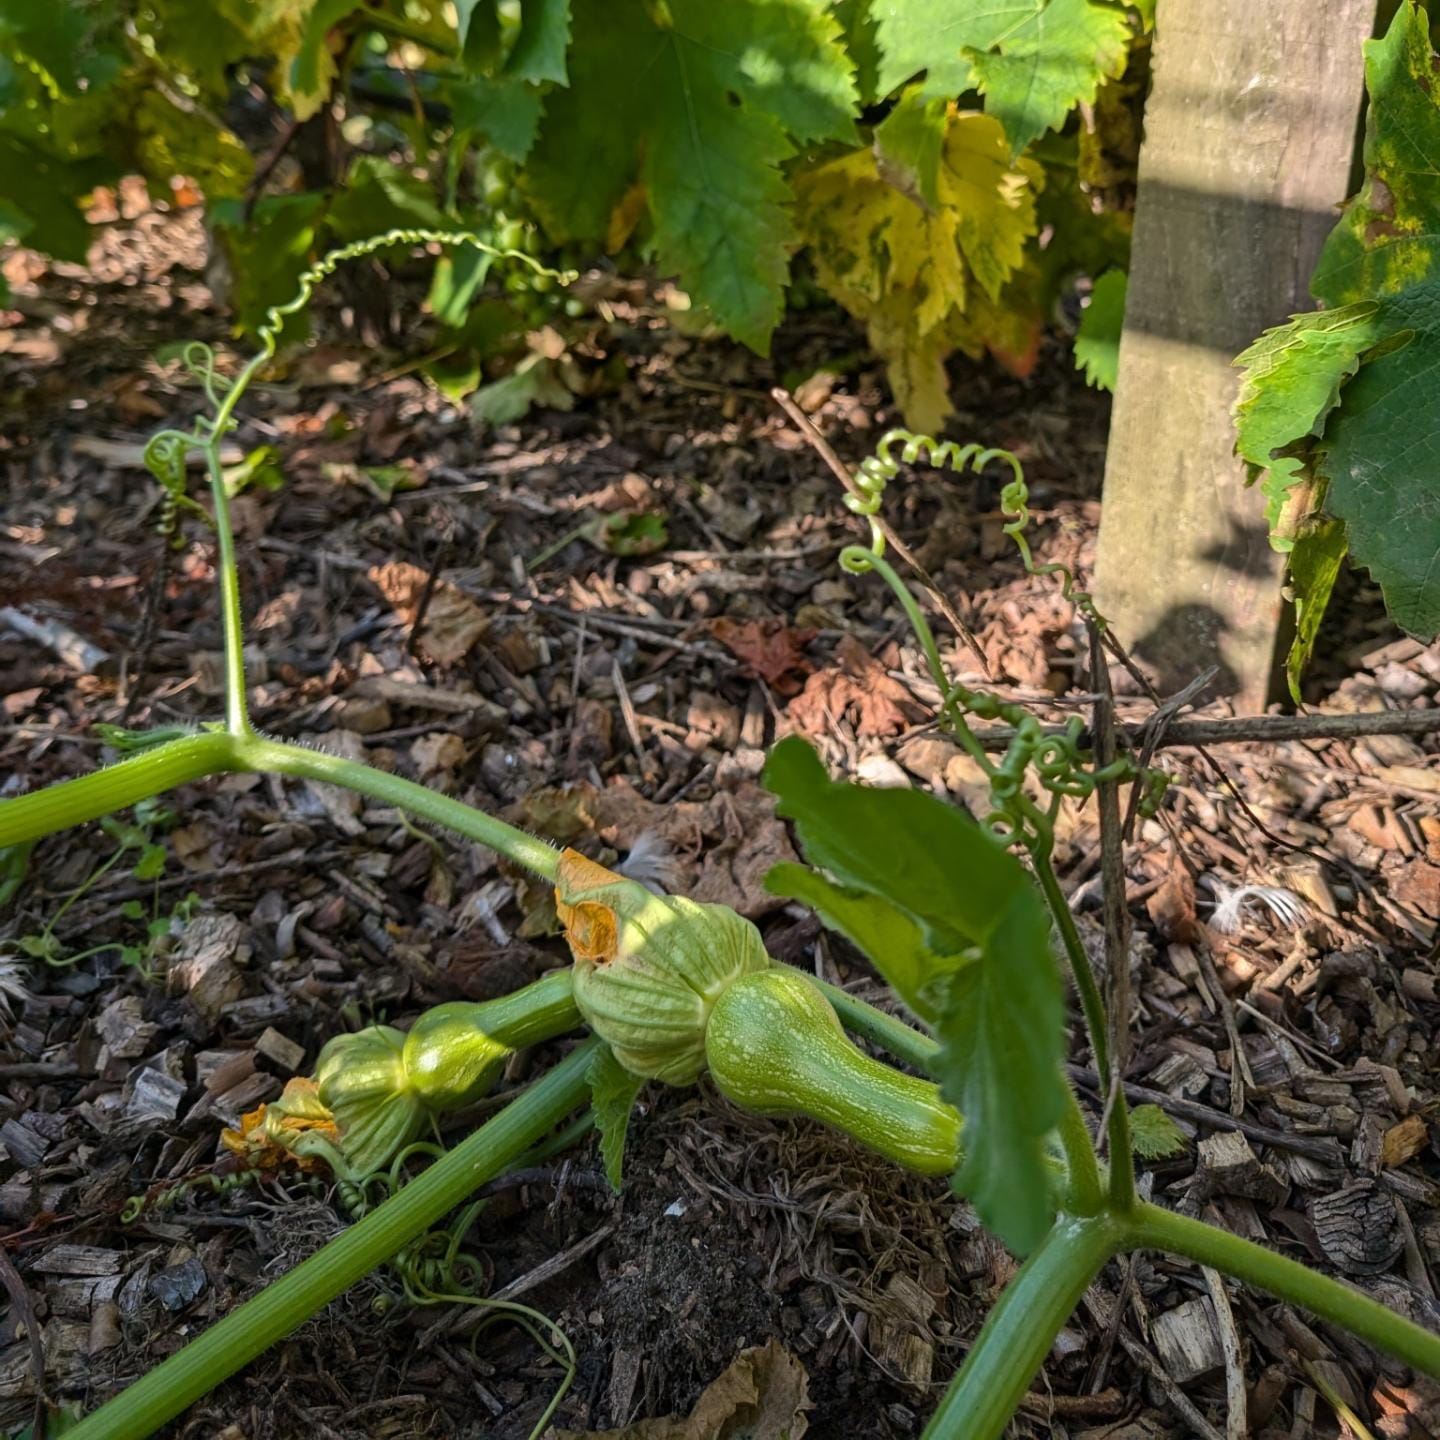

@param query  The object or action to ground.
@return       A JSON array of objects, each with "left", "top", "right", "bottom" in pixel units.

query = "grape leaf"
[
  {"left": 1073, "top": 267, "right": 1125, "bottom": 390},
  {"left": 875, "top": 0, "right": 1132, "bottom": 155},
  {"left": 796, "top": 109, "right": 1040, "bottom": 427},
  {"left": 589, "top": 1043, "right": 646, "bottom": 1191},
  {"left": 1305, "top": 3, "right": 1440, "bottom": 639},
  {"left": 763, "top": 736, "right": 1065, "bottom": 1254},
  {"left": 327, "top": 155, "right": 446, "bottom": 240},
  {"left": 1284, "top": 516, "right": 1348, "bottom": 701},
  {"left": 506, "top": 0, "right": 570, "bottom": 84},
  {"left": 1232, "top": 304, "right": 1380, "bottom": 539},
  {"left": 1232, "top": 3, "right": 1440, "bottom": 654},
  {"left": 525, "top": 0, "right": 858, "bottom": 353},
  {"left": 290, "top": 0, "right": 365, "bottom": 118},
  {"left": 875, "top": 86, "right": 946, "bottom": 210},
  {"left": 210, "top": 192, "right": 327, "bottom": 335},
  {"left": 449, "top": 75, "right": 545, "bottom": 161}
]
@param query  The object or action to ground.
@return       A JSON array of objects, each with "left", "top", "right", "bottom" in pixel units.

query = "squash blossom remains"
[{"left": 556, "top": 849, "right": 769, "bottom": 1084}]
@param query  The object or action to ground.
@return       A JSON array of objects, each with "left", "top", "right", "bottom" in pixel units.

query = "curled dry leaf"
[
  {"left": 367, "top": 560, "right": 489, "bottom": 665},
  {"left": 1147, "top": 861, "right": 1203, "bottom": 946},
  {"left": 557, "top": 1338, "right": 809, "bottom": 1440},
  {"left": 708, "top": 616, "right": 816, "bottom": 695},
  {"left": 788, "top": 634, "right": 917, "bottom": 738}
]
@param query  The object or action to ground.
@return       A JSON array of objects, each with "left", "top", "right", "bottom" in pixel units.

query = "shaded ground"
[{"left": 3, "top": 195, "right": 1440, "bottom": 1439}]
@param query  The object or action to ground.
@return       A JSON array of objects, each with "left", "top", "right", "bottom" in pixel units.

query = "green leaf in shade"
[
  {"left": 507, "top": 0, "right": 571, "bottom": 84},
  {"left": 763, "top": 736, "right": 1064, "bottom": 1254},
  {"left": 1073, "top": 268, "right": 1126, "bottom": 391},
  {"left": 763, "top": 861, "right": 968, "bottom": 1023},
  {"left": 1284, "top": 515, "right": 1348, "bottom": 702},
  {"left": 427, "top": 246, "right": 493, "bottom": 329},
  {"left": 1305, "top": 2, "right": 1440, "bottom": 639},
  {"left": 1129, "top": 1104, "right": 1186, "bottom": 1159},
  {"left": 328, "top": 155, "right": 447, "bottom": 242},
  {"left": 210, "top": 192, "right": 326, "bottom": 337},
  {"left": 525, "top": 0, "right": 857, "bottom": 353},
  {"left": 449, "top": 74, "right": 546, "bottom": 161},
  {"left": 589, "top": 1043, "right": 646, "bottom": 1191}
]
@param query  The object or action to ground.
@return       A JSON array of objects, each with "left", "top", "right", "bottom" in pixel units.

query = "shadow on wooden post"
[{"left": 1094, "top": 0, "right": 1376, "bottom": 713}]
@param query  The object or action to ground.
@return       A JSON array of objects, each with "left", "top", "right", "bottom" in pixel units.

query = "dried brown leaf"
[
  {"left": 787, "top": 635, "right": 916, "bottom": 738},
  {"left": 557, "top": 1338, "right": 809, "bottom": 1439},
  {"left": 368, "top": 560, "right": 488, "bottom": 665},
  {"left": 709, "top": 617, "right": 816, "bottom": 696}
]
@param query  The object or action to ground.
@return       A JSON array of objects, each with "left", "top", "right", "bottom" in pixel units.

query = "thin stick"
[
  {"left": 966, "top": 705, "right": 1440, "bottom": 751},
  {"left": 768, "top": 387, "right": 991, "bottom": 676},
  {"left": 1088, "top": 623, "right": 1134, "bottom": 1208},
  {"left": 0, "top": 1245, "right": 45, "bottom": 1439}
]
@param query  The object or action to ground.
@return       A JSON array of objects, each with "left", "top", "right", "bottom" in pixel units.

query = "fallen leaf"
[
  {"left": 709, "top": 617, "right": 816, "bottom": 696},
  {"left": 368, "top": 561, "right": 488, "bottom": 665},
  {"left": 556, "top": 1338, "right": 809, "bottom": 1439},
  {"left": 787, "top": 634, "right": 916, "bottom": 738},
  {"left": 1148, "top": 862, "right": 1203, "bottom": 945}
]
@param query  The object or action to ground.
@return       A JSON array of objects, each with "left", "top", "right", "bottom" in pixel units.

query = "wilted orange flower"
[{"left": 220, "top": 1077, "right": 343, "bottom": 1173}]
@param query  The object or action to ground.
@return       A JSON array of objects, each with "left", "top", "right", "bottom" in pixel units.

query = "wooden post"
[{"left": 1093, "top": 0, "right": 1375, "bottom": 712}]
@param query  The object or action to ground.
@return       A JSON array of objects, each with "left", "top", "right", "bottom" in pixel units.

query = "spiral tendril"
[{"left": 839, "top": 430, "right": 1170, "bottom": 852}]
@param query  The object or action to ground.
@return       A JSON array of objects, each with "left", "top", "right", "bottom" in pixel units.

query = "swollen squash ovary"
[{"left": 705, "top": 968, "right": 962, "bottom": 1176}]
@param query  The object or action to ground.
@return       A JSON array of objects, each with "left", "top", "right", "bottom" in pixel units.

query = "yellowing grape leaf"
[{"left": 797, "top": 109, "right": 1040, "bottom": 429}]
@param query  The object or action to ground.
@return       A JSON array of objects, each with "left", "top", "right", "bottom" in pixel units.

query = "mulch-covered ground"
[{"left": 3, "top": 191, "right": 1440, "bottom": 1440}]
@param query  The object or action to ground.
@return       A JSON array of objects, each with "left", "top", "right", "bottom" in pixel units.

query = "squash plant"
[{"left": 2, "top": 238, "right": 1438, "bottom": 1440}]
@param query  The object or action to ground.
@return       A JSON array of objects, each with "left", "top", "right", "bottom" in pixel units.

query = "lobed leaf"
[
  {"left": 1233, "top": 2, "right": 1440, "bottom": 657},
  {"left": 763, "top": 737, "right": 1065, "bottom": 1254},
  {"left": 525, "top": 0, "right": 858, "bottom": 353},
  {"left": 876, "top": 0, "right": 1132, "bottom": 155},
  {"left": 795, "top": 109, "right": 1041, "bottom": 427}
]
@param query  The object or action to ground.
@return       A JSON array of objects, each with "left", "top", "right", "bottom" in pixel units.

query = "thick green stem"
[
  {"left": 239, "top": 734, "right": 561, "bottom": 880},
  {"left": 206, "top": 453, "right": 253, "bottom": 737},
  {"left": 1129, "top": 1203, "right": 1440, "bottom": 1379},
  {"left": 817, "top": 979, "right": 939, "bottom": 1070},
  {"left": 0, "top": 733, "right": 242, "bottom": 848},
  {"left": 923, "top": 1213, "right": 1123, "bottom": 1440},
  {"left": 1054, "top": 1085, "right": 1104, "bottom": 1216},
  {"left": 1033, "top": 851, "right": 1133, "bottom": 1208},
  {"left": 0, "top": 731, "right": 562, "bottom": 881},
  {"left": 471, "top": 968, "right": 580, "bottom": 1049},
  {"left": 67, "top": 1038, "right": 599, "bottom": 1440}
]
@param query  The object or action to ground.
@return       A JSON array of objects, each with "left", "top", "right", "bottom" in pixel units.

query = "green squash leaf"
[
  {"left": 763, "top": 736, "right": 1064, "bottom": 1255},
  {"left": 589, "top": 1043, "right": 646, "bottom": 1191},
  {"left": 764, "top": 861, "right": 968, "bottom": 1024}
]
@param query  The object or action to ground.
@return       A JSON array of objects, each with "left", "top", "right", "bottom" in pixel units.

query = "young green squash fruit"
[{"left": 705, "top": 968, "right": 962, "bottom": 1176}]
